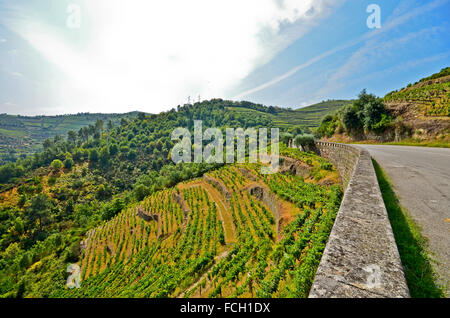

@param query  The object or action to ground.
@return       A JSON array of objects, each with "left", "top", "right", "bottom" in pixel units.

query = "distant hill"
[
  {"left": 0, "top": 112, "right": 139, "bottom": 164},
  {"left": 0, "top": 98, "right": 349, "bottom": 164},
  {"left": 292, "top": 100, "right": 353, "bottom": 126},
  {"left": 229, "top": 99, "right": 353, "bottom": 129}
]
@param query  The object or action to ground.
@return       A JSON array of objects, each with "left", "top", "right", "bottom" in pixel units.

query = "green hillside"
[
  {"left": 0, "top": 99, "right": 343, "bottom": 298},
  {"left": 0, "top": 112, "right": 139, "bottom": 165},
  {"left": 290, "top": 100, "right": 353, "bottom": 127},
  {"left": 384, "top": 67, "right": 450, "bottom": 117},
  {"left": 315, "top": 68, "right": 450, "bottom": 142},
  {"left": 0, "top": 100, "right": 350, "bottom": 165},
  {"left": 229, "top": 99, "right": 353, "bottom": 129}
]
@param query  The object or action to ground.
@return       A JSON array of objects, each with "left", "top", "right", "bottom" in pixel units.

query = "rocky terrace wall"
[{"left": 304, "top": 142, "right": 410, "bottom": 297}]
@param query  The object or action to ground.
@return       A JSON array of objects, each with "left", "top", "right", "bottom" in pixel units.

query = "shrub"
[
  {"left": 342, "top": 106, "right": 362, "bottom": 134},
  {"left": 50, "top": 159, "right": 63, "bottom": 171},
  {"left": 63, "top": 158, "right": 74, "bottom": 170},
  {"left": 363, "top": 98, "right": 388, "bottom": 131},
  {"left": 134, "top": 184, "right": 150, "bottom": 201},
  {"left": 320, "top": 161, "right": 333, "bottom": 171},
  {"left": 317, "top": 115, "right": 337, "bottom": 138}
]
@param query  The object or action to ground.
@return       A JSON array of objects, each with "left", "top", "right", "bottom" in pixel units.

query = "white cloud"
[
  {"left": 2, "top": 0, "right": 344, "bottom": 114},
  {"left": 0, "top": 38, "right": 6, "bottom": 43}
]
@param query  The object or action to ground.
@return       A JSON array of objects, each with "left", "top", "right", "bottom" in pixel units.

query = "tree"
[
  {"left": 128, "top": 149, "right": 137, "bottom": 161},
  {"left": 19, "top": 253, "right": 31, "bottom": 269},
  {"left": 89, "top": 149, "right": 99, "bottom": 162},
  {"left": 317, "top": 115, "right": 337, "bottom": 138},
  {"left": 51, "top": 159, "right": 63, "bottom": 171},
  {"left": 342, "top": 106, "right": 362, "bottom": 134},
  {"left": 43, "top": 139, "right": 53, "bottom": 150},
  {"left": 27, "top": 194, "right": 52, "bottom": 233},
  {"left": 280, "top": 133, "right": 293, "bottom": 146},
  {"left": 67, "top": 130, "right": 77, "bottom": 144},
  {"left": 101, "top": 198, "right": 125, "bottom": 220},
  {"left": 134, "top": 184, "right": 150, "bottom": 201},
  {"left": 363, "top": 99, "right": 388, "bottom": 131},
  {"left": 99, "top": 146, "right": 110, "bottom": 166},
  {"left": 0, "top": 164, "right": 24, "bottom": 183},
  {"left": 63, "top": 157, "right": 74, "bottom": 170},
  {"left": 155, "top": 140, "right": 163, "bottom": 151},
  {"left": 73, "top": 149, "right": 84, "bottom": 162},
  {"left": 109, "top": 143, "right": 118, "bottom": 156},
  {"left": 95, "top": 119, "right": 104, "bottom": 133},
  {"left": 293, "top": 134, "right": 315, "bottom": 150},
  {"left": 96, "top": 184, "right": 110, "bottom": 200},
  {"left": 53, "top": 135, "right": 63, "bottom": 143}
]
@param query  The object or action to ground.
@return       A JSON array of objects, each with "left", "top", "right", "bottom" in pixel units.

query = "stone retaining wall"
[
  {"left": 314, "top": 142, "right": 360, "bottom": 188},
  {"left": 306, "top": 142, "right": 410, "bottom": 297}
]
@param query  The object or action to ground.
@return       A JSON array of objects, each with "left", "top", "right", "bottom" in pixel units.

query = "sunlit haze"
[{"left": 0, "top": 0, "right": 449, "bottom": 115}]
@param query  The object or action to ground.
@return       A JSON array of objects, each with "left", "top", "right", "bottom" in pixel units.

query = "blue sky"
[{"left": 0, "top": 0, "right": 449, "bottom": 115}]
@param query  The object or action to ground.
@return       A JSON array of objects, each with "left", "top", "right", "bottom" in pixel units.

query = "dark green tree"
[
  {"left": 26, "top": 194, "right": 52, "bottom": 234},
  {"left": 89, "top": 149, "right": 99, "bottom": 162}
]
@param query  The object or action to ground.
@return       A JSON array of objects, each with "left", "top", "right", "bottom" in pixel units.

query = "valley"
[{"left": 35, "top": 150, "right": 342, "bottom": 298}]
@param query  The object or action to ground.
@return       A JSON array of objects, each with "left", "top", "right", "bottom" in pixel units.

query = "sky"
[{"left": 0, "top": 0, "right": 449, "bottom": 115}]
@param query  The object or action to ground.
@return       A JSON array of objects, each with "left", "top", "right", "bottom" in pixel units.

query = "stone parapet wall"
[
  {"left": 305, "top": 142, "right": 410, "bottom": 298},
  {"left": 314, "top": 141, "right": 360, "bottom": 188}
]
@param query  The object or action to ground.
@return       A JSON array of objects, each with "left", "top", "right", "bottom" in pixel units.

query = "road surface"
[{"left": 360, "top": 145, "right": 450, "bottom": 295}]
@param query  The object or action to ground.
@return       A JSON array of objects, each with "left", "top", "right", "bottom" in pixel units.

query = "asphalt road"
[{"left": 360, "top": 145, "right": 450, "bottom": 295}]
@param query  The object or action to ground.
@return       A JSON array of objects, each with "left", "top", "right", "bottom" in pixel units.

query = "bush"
[
  {"left": 320, "top": 161, "right": 333, "bottom": 171},
  {"left": 50, "top": 159, "right": 63, "bottom": 171},
  {"left": 342, "top": 106, "right": 362, "bottom": 134},
  {"left": 317, "top": 115, "right": 337, "bottom": 138},
  {"left": 134, "top": 184, "right": 150, "bottom": 201},
  {"left": 0, "top": 163, "right": 24, "bottom": 183},
  {"left": 371, "top": 113, "right": 392, "bottom": 134},
  {"left": 363, "top": 98, "right": 388, "bottom": 131},
  {"left": 63, "top": 158, "right": 74, "bottom": 170},
  {"left": 128, "top": 150, "right": 137, "bottom": 161}
]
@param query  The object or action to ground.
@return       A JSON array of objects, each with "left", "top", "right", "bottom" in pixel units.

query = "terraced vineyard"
[
  {"left": 51, "top": 150, "right": 342, "bottom": 298},
  {"left": 229, "top": 99, "right": 353, "bottom": 129},
  {"left": 385, "top": 78, "right": 450, "bottom": 117}
]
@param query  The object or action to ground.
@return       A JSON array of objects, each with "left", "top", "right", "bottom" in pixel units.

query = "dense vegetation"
[
  {"left": 417, "top": 67, "right": 450, "bottom": 84},
  {"left": 385, "top": 81, "right": 450, "bottom": 117},
  {"left": 0, "top": 99, "right": 344, "bottom": 298},
  {"left": 230, "top": 99, "right": 352, "bottom": 129},
  {"left": 49, "top": 154, "right": 341, "bottom": 298},
  {"left": 317, "top": 90, "right": 393, "bottom": 138},
  {"left": 317, "top": 68, "right": 450, "bottom": 141},
  {"left": 0, "top": 98, "right": 350, "bottom": 167},
  {"left": 0, "top": 112, "right": 138, "bottom": 165}
]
